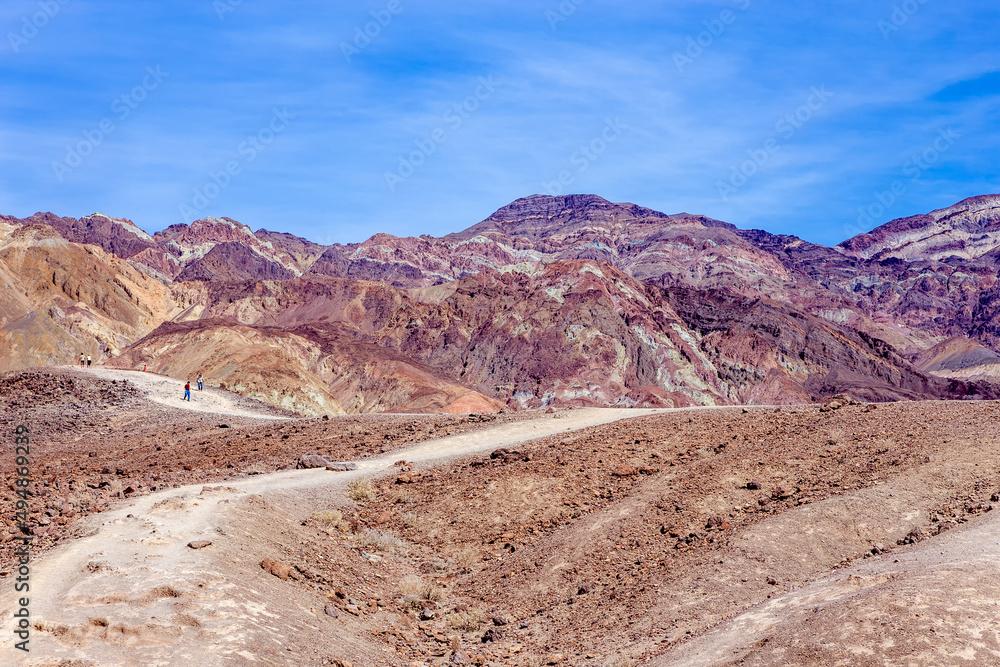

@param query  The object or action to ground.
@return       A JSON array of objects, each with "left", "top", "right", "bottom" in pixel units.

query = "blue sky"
[{"left": 1, "top": 0, "right": 998, "bottom": 246}]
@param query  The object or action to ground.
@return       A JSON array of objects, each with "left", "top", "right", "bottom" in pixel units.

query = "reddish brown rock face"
[{"left": 4, "top": 192, "right": 1000, "bottom": 413}]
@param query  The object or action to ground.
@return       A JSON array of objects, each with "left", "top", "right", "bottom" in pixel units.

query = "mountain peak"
[
  {"left": 446, "top": 194, "right": 680, "bottom": 242},
  {"left": 839, "top": 193, "right": 1000, "bottom": 262},
  {"left": 83, "top": 212, "right": 155, "bottom": 242},
  {"left": 488, "top": 194, "right": 670, "bottom": 223}
]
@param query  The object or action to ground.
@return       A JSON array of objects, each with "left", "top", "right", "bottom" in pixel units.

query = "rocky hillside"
[
  {"left": 0, "top": 220, "right": 180, "bottom": 371},
  {"left": 3, "top": 193, "right": 1000, "bottom": 414}
]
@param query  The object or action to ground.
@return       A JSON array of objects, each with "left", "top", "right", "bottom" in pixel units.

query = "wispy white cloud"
[{"left": 1, "top": 0, "right": 998, "bottom": 244}]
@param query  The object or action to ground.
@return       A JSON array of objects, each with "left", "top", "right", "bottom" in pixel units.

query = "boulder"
[{"left": 297, "top": 453, "right": 332, "bottom": 469}]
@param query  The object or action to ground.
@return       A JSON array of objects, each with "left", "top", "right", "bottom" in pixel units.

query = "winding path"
[{"left": 1, "top": 384, "right": 664, "bottom": 666}]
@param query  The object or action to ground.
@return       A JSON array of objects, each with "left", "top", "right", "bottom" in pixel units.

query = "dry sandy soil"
[{"left": 2, "top": 368, "right": 1000, "bottom": 666}]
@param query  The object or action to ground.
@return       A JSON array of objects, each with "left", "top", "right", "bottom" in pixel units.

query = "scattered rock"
[
  {"left": 325, "top": 462, "right": 358, "bottom": 471},
  {"left": 546, "top": 654, "right": 565, "bottom": 665},
  {"left": 260, "top": 557, "right": 294, "bottom": 580},
  {"left": 482, "top": 627, "right": 503, "bottom": 643},
  {"left": 450, "top": 650, "right": 471, "bottom": 664},
  {"left": 187, "top": 540, "right": 212, "bottom": 550},
  {"left": 611, "top": 465, "right": 638, "bottom": 477},
  {"left": 746, "top": 481, "right": 761, "bottom": 490},
  {"left": 324, "top": 604, "right": 339, "bottom": 618},
  {"left": 492, "top": 615, "right": 508, "bottom": 626},
  {"left": 297, "top": 453, "right": 332, "bottom": 469},
  {"left": 767, "top": 577, "right": 777, "bottom": 585},
  {"left": 898, "top": 527, "right": 926, "bottom": 545},
  {"left": 577, "top": 582, "right": 596, "bottom": 595},
  {"left": 420, "top": 607, "right": 436, "bottom": 621},
  {"left": 490, "top": 448, "right": 531, "bottom": 463}
]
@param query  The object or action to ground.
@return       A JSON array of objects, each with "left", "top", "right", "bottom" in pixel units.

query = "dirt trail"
[
  {"left": 80, "top": 367, "right": 291, "bottom": 419},
  {"left": 0, "top": 405, "right": 664, "bottom": 666}
]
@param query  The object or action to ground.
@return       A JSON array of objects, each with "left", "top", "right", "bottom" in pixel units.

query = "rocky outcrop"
[
  {"left": 112, "top": 318, "right": 505, "bottom": 416},
  {"left": 0, "top": 211, "right": 156, "bottom": 259},
  {"left": 175, "top": 242, "right": 295, "bottom": 282},
  {"left": 838, "top": 195, "right": 1000, "bottom": 262}
]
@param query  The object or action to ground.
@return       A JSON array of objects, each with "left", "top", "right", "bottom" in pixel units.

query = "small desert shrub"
[
  {"left": 398, "top": 575, "right": 445, "bottom": 609},
  {"left": 401, "top": 512, "right": 419, "bottom": 528},
  {"left": 242, "top": 462, "right": 269, "bottom": 475},
  {"left": 350, "top": 528, "right": 407, "bottom": 554},
  {"left": 393, "top": 490, "right": 416, "bottom": 505},
  {"left": 456, "top": 546, "right": 481, "bottom": 570},
  {"left": 606, "top": 657, "right": 636, "bottom": 667},
  {"left": 446, "top": 608, "right": 484, "bottom": 631},
  {"left": 311, "top": 510, "right": 350, "bottom": 533},
  {"left": 424, "top": 585, "right": 445, "bottom": 602},
  {"left": 398, "top": 574, "right": 425, "bottom": 597},
  {"left": 150, "top": 496, "right": 188, "bottom": 512},
  {"left": 347, "top": 478, "right": 375, "bottom": 502}
]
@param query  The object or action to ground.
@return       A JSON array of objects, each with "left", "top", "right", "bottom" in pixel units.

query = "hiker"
[
  {"left": 197, "top": 373, "right": 204, "bottom": 391},
  {"left": 86, "top": 355, "right": 92, "bottom": 368},
  {"left": 79, "top": 353, "right": 85, "bottom": 367},
  {"left": 142, "top": 364, "right": 147, "bottom": 372},
  {"left": 184, "top": 381, "right": 191, "bottom": 402}
]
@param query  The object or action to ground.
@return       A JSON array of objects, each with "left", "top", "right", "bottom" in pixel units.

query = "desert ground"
[{"left": 2, "top": 368, "right": 1000, "bottom": 666}]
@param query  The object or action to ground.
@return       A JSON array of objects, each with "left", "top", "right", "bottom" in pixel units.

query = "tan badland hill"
[{"left": 0, "top": 221, "right": 181, "bottom": 371}]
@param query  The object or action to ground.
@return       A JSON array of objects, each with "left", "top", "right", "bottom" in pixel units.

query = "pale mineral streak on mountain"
[{"left": 838, "top": 194, "right": 1000, "bottom": 262}]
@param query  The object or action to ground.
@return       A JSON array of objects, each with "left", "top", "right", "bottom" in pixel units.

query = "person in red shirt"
[{"left": 184, "top": 381, "right": 191, "bottom": 402}]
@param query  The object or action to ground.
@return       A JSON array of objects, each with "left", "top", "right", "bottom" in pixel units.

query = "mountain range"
[{"left": 3, "top": 193, "right": 999, "bottom": 415}]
